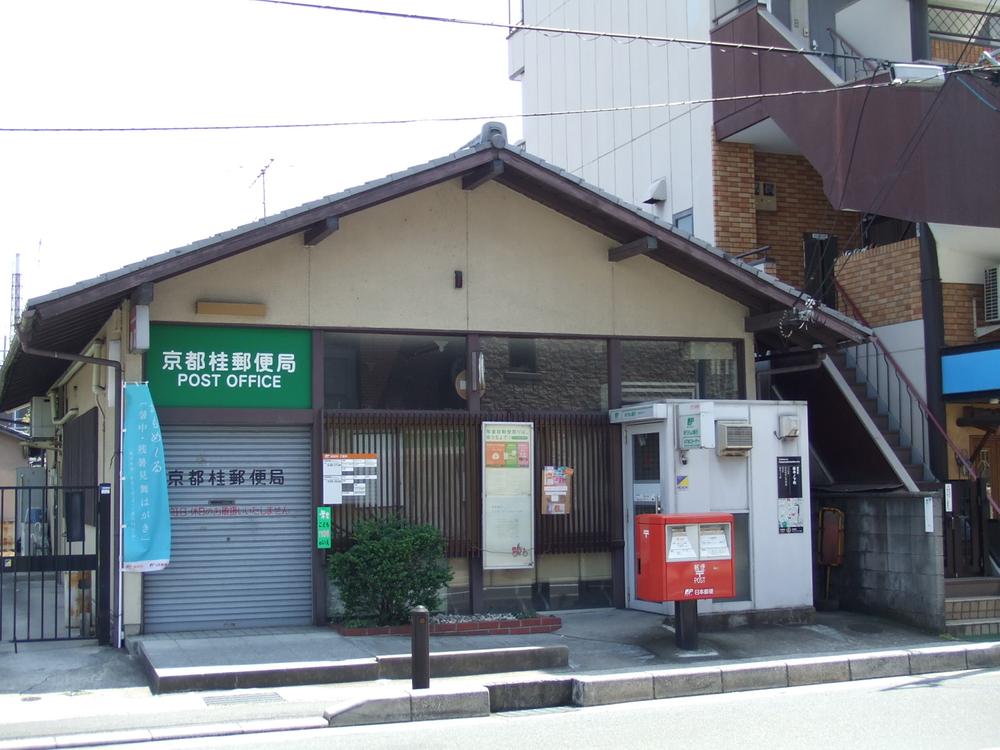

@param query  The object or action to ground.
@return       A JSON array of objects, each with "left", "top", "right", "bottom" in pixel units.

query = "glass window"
[
  {"left": 673, "top": 208, "right": 694, "bottom": 235},
  {"left": 323, "top": 332, "right": 467, "bottom": 410},
  {"left": 479, "top": 337, "right": 608, "bottom": 412},
  {"left": 620, "top": 340, "right": 739, "bottom": 401}
]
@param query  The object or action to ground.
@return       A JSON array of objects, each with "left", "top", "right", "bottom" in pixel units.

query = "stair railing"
[
  {"left": 826, "top": 27, "right": 880, "bottom": 82},
  {"left": 836, "top": 280, "right": 932, "bottom": 481},
  {"left": 836, "top": 280, "right": 1000, "bottom": 515}
]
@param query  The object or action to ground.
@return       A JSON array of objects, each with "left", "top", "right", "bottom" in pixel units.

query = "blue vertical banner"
[{"left": 123, "top": 383, "right": 171, "bottom": 571}]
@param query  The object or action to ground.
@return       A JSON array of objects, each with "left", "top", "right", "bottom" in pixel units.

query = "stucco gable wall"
[{"left": 150, "top": 179, "right": 749, "bottom": 342}]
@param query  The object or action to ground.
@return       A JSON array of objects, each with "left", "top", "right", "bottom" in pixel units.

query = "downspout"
[
  {"left": 919, "top": 223, "right": 947, "bottom": 481},
  {"left": 910, "top": 0, "right": 930, "bottom": 61},
  {"left": 18, "top": 311, "right": 125, "bottom": 649}
]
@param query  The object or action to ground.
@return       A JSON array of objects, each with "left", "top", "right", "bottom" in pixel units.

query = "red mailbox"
[{"left": 636, "top": 513, "right": 735, "bottom": 602}]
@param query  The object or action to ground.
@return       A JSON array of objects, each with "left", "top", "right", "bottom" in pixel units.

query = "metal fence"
[
  {"left": 1, "top": 485, "right": 107, "bottom": 649},
  {"left": 929, "top": 4, "right": 1000, "bottom": 45},
  {"left": 324, "top": 411, "right": 616, "bottom": 557}
]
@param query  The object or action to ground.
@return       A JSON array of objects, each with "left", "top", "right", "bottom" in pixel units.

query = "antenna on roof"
[
  {"left": 250, "top": 158, "right": 275, "bottom": 219},
  {"left": 10, "top": 252, "right": 21, "bottom": 342}
]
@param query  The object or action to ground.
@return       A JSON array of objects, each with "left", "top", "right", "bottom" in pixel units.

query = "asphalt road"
[{"left": 87, "top": 668, "right": 1000, "bottom": 750}]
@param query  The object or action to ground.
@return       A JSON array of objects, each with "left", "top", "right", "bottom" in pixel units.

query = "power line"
[
  {"left": 253, "top": 0, "right": 882, "bottom": 66},
  {"left": 0, "top": 78, "right": 900, "bottom": 134},
  {"left": 802, "top": 20, "right": 999, "bottom": 326}
]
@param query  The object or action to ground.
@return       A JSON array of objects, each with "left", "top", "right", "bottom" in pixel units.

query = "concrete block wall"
[
  {"left": 817, "top": 492, "right": 945, "bottom": 632},
  {"left": 835, "top": 239, "right": 923, "bottom": 327}
]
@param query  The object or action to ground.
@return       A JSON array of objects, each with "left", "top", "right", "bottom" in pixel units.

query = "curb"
[
  {"left": 567, "top": 642, "right": 1000, "bottom": 708},
  {"left": 5, "top": 641, "right": 998, "bottom": 749},
  {"left": 141, "top": 644, "right": 569, "bottom": 694},
  {"left": 324, "top": 684, "right": 491, "bottom": 726},
  {"left": 0, "top": 717, "right": 328, "bottom": 750}
]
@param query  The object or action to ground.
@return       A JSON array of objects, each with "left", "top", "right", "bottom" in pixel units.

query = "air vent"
[
  {"left": 716, "top": 421, "right": 753, "bottom": 457},
  {"left": 985, "top": 266, "right": 1000, "bottom": 324}
]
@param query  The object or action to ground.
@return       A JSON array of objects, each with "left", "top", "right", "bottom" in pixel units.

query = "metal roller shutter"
[{"left": 143, "top": 425, "right": 312, "bottom": 633}]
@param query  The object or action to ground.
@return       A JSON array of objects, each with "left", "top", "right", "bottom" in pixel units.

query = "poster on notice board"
[{"left": 541, "top": 466, "right": 573, "bottom": 515}]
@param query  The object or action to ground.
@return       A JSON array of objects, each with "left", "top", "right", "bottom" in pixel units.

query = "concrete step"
[
  {"left": 945, "top": 577, "right": 1000, "bottom": 598},
  {"left": 945, "top": 618, "right": 1000, "bottom": 638},
  {"left": 945, "top": 595, "right": 1000, "bottom": 620}
]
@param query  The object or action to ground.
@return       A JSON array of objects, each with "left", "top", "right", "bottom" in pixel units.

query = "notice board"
[{"left": 482, "top": 422, "right": 534, "bottom": 569}]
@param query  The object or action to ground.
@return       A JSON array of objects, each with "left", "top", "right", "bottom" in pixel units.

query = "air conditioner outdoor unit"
[
  {"left": 984, "top": 266, "right": 1000, "bottom": 324},
  {"left": 716, "top": 420, "right": 753, "bottom": 457},
  {"left": 29, "top": 396, "right": 54, "bottom": 440}
]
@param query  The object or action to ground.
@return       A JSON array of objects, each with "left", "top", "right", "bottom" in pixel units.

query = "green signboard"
[
  {"left": 317, "top": 506, "right": 332, "bottom": 549},
  {"left": 147, "top": 324, "right": 312, "bottom": 408}
]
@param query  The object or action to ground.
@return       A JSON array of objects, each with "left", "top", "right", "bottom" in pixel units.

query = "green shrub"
[{"left": 327, "top": 516, "right": 453, "bottom": 626}]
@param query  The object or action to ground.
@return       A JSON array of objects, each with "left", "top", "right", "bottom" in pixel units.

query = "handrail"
[
  {"left": 712, "top": 0, "right": 761, "bottom": 28},
  {"left": 827, "top": 28, "right": 878, "bottom": 70},
  {"left": 826, "top": 27, "right": 880, "bottom": 81},
  {"left": 836, "top": 279, "right": 1000, "bottom": 515}
]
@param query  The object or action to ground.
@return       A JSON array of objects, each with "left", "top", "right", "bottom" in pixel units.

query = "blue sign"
[
  {"left": 123, "top": 383, "right": 171, "bottom": 571},
  {"left": 942, "top": 346, "right": 1000, "bottom": 398}
]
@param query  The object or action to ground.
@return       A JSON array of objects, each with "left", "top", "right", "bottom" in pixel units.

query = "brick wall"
[
  {"left": 712, "top": 138, "right": 757, "bottom": 254},
  {"left": 753, "top": 152, "right": 861, "bottom": 291},
  {"left": 931, "top": 38, "right": 989, "bottom": 65},
  {"left": 712, "top": 136, "right": 860, "bottom": 291},
  {"left": 941, "top": 282, "right": 983, "bottom": 347},
  {"left": 834, "top": 238, "right": 923, "bottom": 327}
]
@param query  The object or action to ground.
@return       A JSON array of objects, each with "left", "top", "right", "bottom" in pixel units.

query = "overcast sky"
[{"left": 0, "top": 0, "right": 523, "bottom": 341}]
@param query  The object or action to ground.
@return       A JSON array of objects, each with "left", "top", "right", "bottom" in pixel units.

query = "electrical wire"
[
  {"left": 801, "top": 8, "right": 1000, "bottom": 319},
  {"left": 252, "top": 0, "right": 883, "bottom": 67},
  {"left": 0, "top": 79, "right": 900, "bottom": 134}
]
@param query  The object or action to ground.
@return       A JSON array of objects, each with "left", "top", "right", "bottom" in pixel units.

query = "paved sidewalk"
[{"left": 0, "top": 608, "right": 997, "bottom": 749}]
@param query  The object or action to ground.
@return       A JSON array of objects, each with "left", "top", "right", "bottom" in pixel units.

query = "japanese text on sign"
[
  {"left": 162, "top": 350, "right": 296, "bottom": 389},
  {"left": 170, "top": 505, "right": 289, "bottom": 518},
  {"left": 167, "top": 468, "right": 285, "bottom": 487}
]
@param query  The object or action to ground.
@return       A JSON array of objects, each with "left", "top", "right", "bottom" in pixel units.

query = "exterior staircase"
[
  {"left": 945, "top": 578, "right": 1000, "bottom": 637},
  {"left": 825, "top": 351, "right": 928, "bottom": 489}
]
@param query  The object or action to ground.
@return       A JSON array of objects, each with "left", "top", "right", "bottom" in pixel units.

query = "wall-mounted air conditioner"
[
  {"left": 984, "top": 266, "right": 1000, "bottom": 324},
  {"left": 716, "top": 420, "right": 753, "bottom": 457},
  {"left": 29, "top": 396, "right": 54, "bottom": 440}
]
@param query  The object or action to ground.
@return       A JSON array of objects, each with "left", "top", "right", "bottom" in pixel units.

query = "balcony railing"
[{"left": 929, "top": 4, "right": 1000, "bottom": 45}]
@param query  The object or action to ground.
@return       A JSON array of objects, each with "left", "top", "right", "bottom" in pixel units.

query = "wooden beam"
[
  {"left": 958, "top": 408, "right": 1000, "bottom": 429},
  {"left": 462, "top": 159, "right": 504, "bottom": 191},
  {"left": 303, "top": 216, "right": 339, "bottom": 246},
  {"left": 195, "top": 301, "right": 267, "bottom": 317},
  {"left": 608, "top": 235, "right": 658, "bottom": 262}
]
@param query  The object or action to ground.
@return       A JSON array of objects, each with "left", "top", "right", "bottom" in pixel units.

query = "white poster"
[
  {"left": 323, "top": 453, "right": 378, "bottom": 505},
  {"left": 482, "top": 422, "right": 534, "bottom": 569}
]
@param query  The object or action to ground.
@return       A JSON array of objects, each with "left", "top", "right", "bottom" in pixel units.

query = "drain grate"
[
  {"left": 498, "top": 706, "right": 579, "bottom": 717},
  {"left": 203, "top": 691, "right": 285, "bottom": 706}
]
